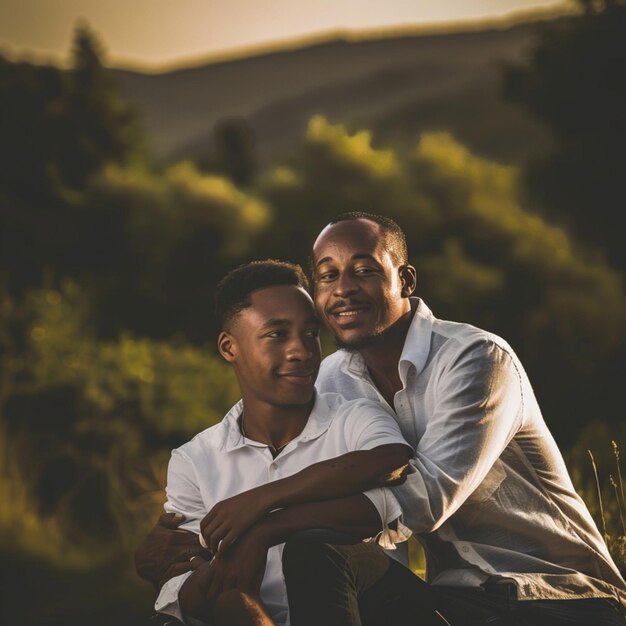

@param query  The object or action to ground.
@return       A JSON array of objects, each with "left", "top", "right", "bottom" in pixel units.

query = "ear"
[
  {"left": 399, "top": 264, "right": 417, "bottom": 298},
  {"left": 217, "top": 331, "right": 236, "bottom": 363}
]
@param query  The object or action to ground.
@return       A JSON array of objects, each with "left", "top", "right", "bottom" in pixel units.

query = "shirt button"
[{"left": 461, "top": 545, "right": 470, "bottom": 553}]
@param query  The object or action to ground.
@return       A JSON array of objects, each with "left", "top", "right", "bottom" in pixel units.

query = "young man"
[
  {"left": 152, "top": 259, "right": 415, "bottom": 626},
  {"left": 138, "top": 214, "right": 626, "bottom": 624}
]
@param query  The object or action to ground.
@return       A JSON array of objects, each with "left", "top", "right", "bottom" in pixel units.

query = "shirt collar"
[
  {"left": 219, "top": 392, "right": 334, "bottom": 453},
  {"left": 398, "top": 297, "right": 434, "bottom": 385},
  {"left": 340, "top": 298, "right": 434, "bottom": 387}
]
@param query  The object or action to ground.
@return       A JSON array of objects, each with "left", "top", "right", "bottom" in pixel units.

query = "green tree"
[
  {"left": 201, "top": 116, "right": 258, "bottom": 187},
  {"left": 259, "top": 117, "right": 626, "bottom": 443},
  {"left": 64, "top": 22, "right": 148, "bottom": 189},
  {"left": 504, "top": 0, "right": 626, "bottom": 270}
]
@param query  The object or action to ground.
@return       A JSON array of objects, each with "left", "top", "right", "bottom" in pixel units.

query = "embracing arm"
[
  {"left": 180, "top": 494, "right": 381, "bottom": 620},
  {"left": 201, "top": 443, "right": 411, "bottom": 553},
  {"left": 393, "top": 340, "right": 524, "bottom": 533},
  {"left": 134, "top": 512, "right": 211, "bottom": 590}
]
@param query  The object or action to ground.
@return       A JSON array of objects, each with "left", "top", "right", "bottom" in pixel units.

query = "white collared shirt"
[
  {"left": 316, "top": 298, "right": 626, "bottom": 604},
  {"left": 155, "top": 392, "right": 410, "bottom": 625}
]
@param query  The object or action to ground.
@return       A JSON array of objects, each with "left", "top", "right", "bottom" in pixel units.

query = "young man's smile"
[{"left": 220, "top": 284, "right": 321, "bottom": 409}]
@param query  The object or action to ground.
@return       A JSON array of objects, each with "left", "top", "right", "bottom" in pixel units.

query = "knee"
[
  {"left": 282, "top": 531, "right": 357, "bottom": 584},
  {"left": 282, "top": 533, "right": 328, "bottom": 579},
  {"left": 283, "top": 529, "right": 360, "bottom": 562}
]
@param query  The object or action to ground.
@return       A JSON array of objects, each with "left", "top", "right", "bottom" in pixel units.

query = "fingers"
[
  {"left": 169, "top": 530, "right": 207, "bottom": 546},
  {"left": 200, "top": 520, "right": 227, "bottom": 556},
  {"left": 189, "top": 555, "right": 208, "bottom": 571},
  {"left": 200, "top": 517, "right": 222, "bottom": 547},
  {"left": 171, "top": 546, "right": 208, "bottom": 564},
  {"left": 210, "top": 530, "right": 223, "bottom": 557},
  {"left": 215, "top": 531, "right": 237, "bottom": 558},
  {"left": 158, "top": 512, "right": 185, "bottom": 529}
]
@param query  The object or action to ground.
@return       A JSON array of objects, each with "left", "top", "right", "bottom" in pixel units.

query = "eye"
[
  {"left": 305, "top": 328, "right": 320, "bottom": 338},
  {"left": 265, "top": 330, "right": 285, "bottom": 339},
  {"left": 316, "top": 270, "right": 337, "bottom": 282},
  {"left": 355, "top": 266, "right": 376, "bottom": 275}
]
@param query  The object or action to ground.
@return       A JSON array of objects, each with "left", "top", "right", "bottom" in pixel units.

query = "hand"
[
  {"left": 179, "top": 528, "right": 270, "bottom": 621},
  {"left": 200, "top": 489, "right": 270, "bottom": 556},
  {"left": 134, "top": 512, "right": 212, "bottom": 589}
]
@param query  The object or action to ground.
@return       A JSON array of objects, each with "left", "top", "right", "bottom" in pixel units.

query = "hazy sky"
[{"left": 1, "top": 0, "right": 566, "bottom": 69}]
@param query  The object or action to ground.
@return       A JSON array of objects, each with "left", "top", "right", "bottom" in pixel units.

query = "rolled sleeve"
[
  {"left": 154, "top": 571, "right": 207, "bottom": 626},
  {"left": 363, "top": 487, "right": 412, "bottom": 549}
]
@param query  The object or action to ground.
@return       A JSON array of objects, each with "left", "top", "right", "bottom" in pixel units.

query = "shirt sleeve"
[
  {"left": 340, "top": 398, "right": 412, "bottom": 452},
  {"left": 155, "top": 571, "right": 207, "bottom": 626},
  {"left": 363, "top": 488, "right": 412, "bottom": 549},
  {"left": 163, "top": 448, "right": 205, "bottom": 534},
  {"left": 155, "top": 448, "right": 206, "bottom": 622},
  {"left": 339, "top": 398, "right": 414, "bottom": 547},
  {"left": 393, "top": 340, "right": 524, "bottom": 533}
]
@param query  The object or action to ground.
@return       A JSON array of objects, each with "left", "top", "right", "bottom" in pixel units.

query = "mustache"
[{"left": 327, "top": 299, "right": 370, "bottom": 314}]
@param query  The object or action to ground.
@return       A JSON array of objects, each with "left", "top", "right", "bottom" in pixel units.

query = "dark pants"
[{"left": 282, "top": 530, "right": 626, "bottom": 626}]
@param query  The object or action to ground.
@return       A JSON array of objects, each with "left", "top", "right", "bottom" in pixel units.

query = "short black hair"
[
  {"left": 328, "top": 212, "right": 408, "bottom": 265},
  {"left": 215, "top": 260, "right": 310, "bottom": 330}
]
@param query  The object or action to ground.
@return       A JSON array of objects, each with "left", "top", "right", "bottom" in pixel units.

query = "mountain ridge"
[{"left": 113, "top": 18, "right": 555, "bottom": 164}]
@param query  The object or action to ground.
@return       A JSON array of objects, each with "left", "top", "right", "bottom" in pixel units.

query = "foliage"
[
  {"left": 566, "top": 424, "right": 626, "bottom": 573},
  {"left": 83, "top": 162, "right": 270, "bottom": 338},
  {"left": 259, "top": 118, "right": 626, "bottom": 442},
  {"left": 0, "top": 23, "right": 146, "bottom": 203},
  {"left": 196, "top": 116, "right": 258, "bottom": 187},
  {"left": 504, "top": 0, "right": 626, "bottom": 271},
  {"left": 0, "top": 281, "right": 239, "bottom": 560}
]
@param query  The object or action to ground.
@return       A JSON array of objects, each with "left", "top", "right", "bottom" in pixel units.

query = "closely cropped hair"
[
  {"left": 215, "top": 260, "right": 309, "bottom": 330},
  {"left": 329, "top": 212, "right": 408, "bottom": 265}
]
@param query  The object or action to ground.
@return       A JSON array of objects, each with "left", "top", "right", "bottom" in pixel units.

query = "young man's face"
[
  {"left": 312, "top": 219, "right": 414, "bottom": 350},
  {"left": 221, "top": 285, "right": 321, "bottom": 408}
]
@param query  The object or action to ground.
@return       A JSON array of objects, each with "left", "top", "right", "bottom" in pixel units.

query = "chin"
[
  {"left": 283, "top": 389, "right": 316, "bottom": 406},
  {"left": 334, "top": 330, "right": 387, "bottom": 352}
]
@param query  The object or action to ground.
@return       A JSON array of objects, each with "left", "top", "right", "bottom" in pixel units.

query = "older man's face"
[{"left": 312, "top": 219, "right": 413, "bottom": 350}]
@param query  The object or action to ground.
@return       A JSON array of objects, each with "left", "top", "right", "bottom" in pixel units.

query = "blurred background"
[{"left": 1, "top": 1, "right": 625, "bottom": 623}]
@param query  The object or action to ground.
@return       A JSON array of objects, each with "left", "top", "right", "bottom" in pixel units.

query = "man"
[
  {"left": 138, "top": 214, "right": 626, "bottom": 624},
  {"left": 152, "top": 259, "right": 419, "bottom": 626}
]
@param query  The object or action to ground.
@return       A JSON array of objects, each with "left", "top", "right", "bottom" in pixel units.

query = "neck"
[
  {"left": 360, "top": 304, "right": 415, "bottom": 403},
  {"left": 239, "top": 396, "right": 313, "bottom": 450}
]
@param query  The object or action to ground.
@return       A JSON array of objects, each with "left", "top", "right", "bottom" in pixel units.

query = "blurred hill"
[{"left": 113, "top": 20, "right": 554, "bottom": 164}]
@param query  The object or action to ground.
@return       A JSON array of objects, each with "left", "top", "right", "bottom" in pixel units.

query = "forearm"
[
  {"left": 254, "top": 494, "right": 382, "bottom": 547},
  {"left": 179, "top": 564, "right": 213, "bottom": 622},
  {"left": 258, "top": 444, "right": 411, "bottom": 513}
]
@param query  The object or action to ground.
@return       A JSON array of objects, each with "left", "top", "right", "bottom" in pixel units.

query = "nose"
[
  {"left": 333, "top": 271, "right": 359, "bottom": 297},
  {"left": 286, "top": 335, "right": 316, "bottom": 362}
]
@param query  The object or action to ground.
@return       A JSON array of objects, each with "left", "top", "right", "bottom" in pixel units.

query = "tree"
[
  {"left": 504, "top": 0, "right": 626, "bottom": 270},
  {"left": 64, "top": 22, "right": 147, "bottom": 189}
]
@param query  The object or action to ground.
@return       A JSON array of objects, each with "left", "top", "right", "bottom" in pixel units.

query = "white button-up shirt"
[
  {"left": 316, "top": 298, "right": 626, "bottom": 604},
  {"left": 155, "top": 392, "right": 410, "bottom": 625}
]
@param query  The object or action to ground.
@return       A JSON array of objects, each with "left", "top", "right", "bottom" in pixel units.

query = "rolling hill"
[{"left": 113, "top": 18, "right": 555, "bottom": 165}]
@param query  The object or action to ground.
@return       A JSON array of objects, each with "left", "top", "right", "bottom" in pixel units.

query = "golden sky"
[{"left": 1, "top": 0, "right": 567, "bottom": 69}]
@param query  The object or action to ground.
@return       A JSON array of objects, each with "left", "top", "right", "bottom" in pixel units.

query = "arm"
[
  {"left": 201, "top": 442, "right": 411, "bottom": 554},
  {"left": 134, "top": 512, "right": 211, "bottom": 590},
  {"left": 152, "top": 449, "right": 212, "bottom": 623},
  {"left": 393, "top": 340, "right": 524, "bottom": 533},
  {"left": 180, "top": 494, "right": 381, "bottom": 620}
]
